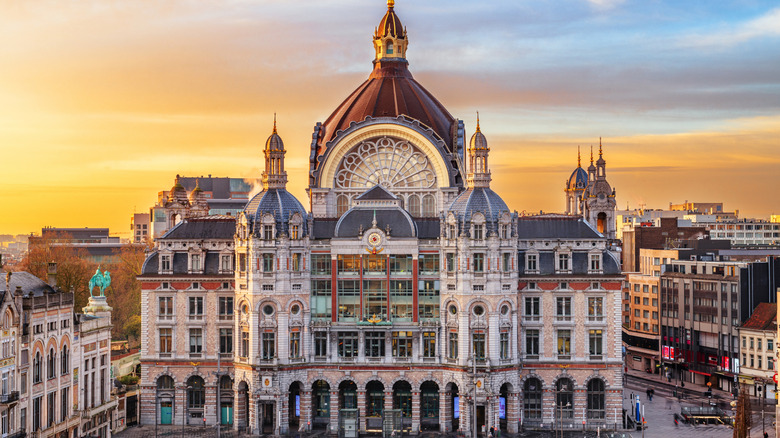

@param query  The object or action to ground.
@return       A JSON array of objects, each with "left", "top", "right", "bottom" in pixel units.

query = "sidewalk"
[{"left": 624, "top": 368, "right": 776, "bottom": 411}]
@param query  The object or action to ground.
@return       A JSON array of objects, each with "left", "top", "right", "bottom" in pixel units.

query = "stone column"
[
  {"left": 411, "top": 390, "right": 421, "bottom": 433},
  {"left": 177, "top": 385, "right": 187, "bottom": 426},
  {"left": 301, "top": 390, "right": 311, "bottom": 431},
  {"left": 330, "top": 389, "right": 340, "bottom": 434},
  {"left": 358, "top": 390, "right": 367, "bottom": 433},
  {"left": 543, "top": 387, "right": 554, "bottom": 428},
  {"left": 280, "top": 389, "right": 289, "bottom": 435},
  {"left": 507, "top": 391, "right": 520, "bottom": 433},
  {"left": 205, "top": 383, "right": 217, "bottom": 426},
  {"left": 439, "top": 390, "right": 450, "bottom": 433}
]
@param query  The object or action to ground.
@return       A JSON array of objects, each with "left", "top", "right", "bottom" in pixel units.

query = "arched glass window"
[
  {"left": 587, "top": 379, "right": 606, "bottom": 419},
  {"left": 157, "top": 375, "right": 175, "bottom": 390},
  {"left": 556, "top": 378, "right": 574, "bottom": 420},
  {"left": 386, "top": 41, "right": 394, "bottom": 54},
  {"left": 420, "top": 381, "right": 439, "bottom": 427},
  {"left": 392, "top": 381, "right": 412, "bottom": 417},
  {"left": 187, "top": 376, "right": 205, "bottom": 409},
  {"left": 523, "top": 378, "right": 542, "bottom": 421},
  {"left": 337, "top": 195, "right": 349, "bottom": 217},
  {"left": 312, "top": 380, "right": 330, "bottom": 419},
  {"left": 408, "top": 195, "right": 421, "bottom": 217},
  {"left": 422, "top": 194, "right": 435, "bottom": 217},
  {"left": 366, "top": 381, "right": 385, "bottom": 417}
]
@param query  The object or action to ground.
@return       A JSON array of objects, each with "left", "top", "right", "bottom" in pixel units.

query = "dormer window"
[
  {"left": 160, "top": 254, "right": 172, "bottom": 273},
  {"left": 557, "top": 253, "right": 570, "bottom": 272},
  {"left": 220, "top": 255, "right": 232, "bottom": 273},
  {"left": 500, "top": 224, "right": 509, "bottom": 240},
  {"left": 263, "top": 225, "right": 274, "bottom": 240},
  {"left": 589, "top": 253, "right": 602, "bottom": 273},
  {"left": 473, "top": 224, "right": 484, "bottom": 240},
  {"left": 526, "top": 253, "right": 538, "bottom": 273},
  {"left": 291, "top": 225, "right": 300, "bottom": 240},
  {"left": 191, "top": 254, "right": 201, "bottom": 273}
]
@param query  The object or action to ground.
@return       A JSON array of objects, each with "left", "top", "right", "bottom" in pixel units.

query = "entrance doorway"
[
  {"left": 476, "top": 405, "right": 486, "bottom": 436},
  {"left": 160, "top": 402, "right": 173, "bottom": 425},
  {"left": 221, "top": 403, "right": 233, "bottom": 425},
  {"left": 261, "top": 402, "right": 275, "bottom": 434}
]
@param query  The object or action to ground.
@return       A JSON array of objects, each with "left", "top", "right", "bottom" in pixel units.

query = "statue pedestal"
[{"left": 83, "top": 295, "right": 113, "bottom": 317}]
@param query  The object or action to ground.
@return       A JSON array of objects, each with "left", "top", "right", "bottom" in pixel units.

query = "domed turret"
[
  {"left": 469, "top": 114, "right": 488, "bottom": 151},
  {"left": 467, "top": 114, "right": 491, "bottom": 188},
  {"left": 567, "top": 147, "right": 588, "bottom": 190},
  {"left": 167, "top": 175, "right": 190, "bottom": 207},
  {"left": 262, "top": 115, "right": 288, "bottom": 190},
  {"left": 188, "top": 179, "right": 210, "bottom": 216},
  {"left": 374, "top": 0, "right": 407, "bottom": 61}
]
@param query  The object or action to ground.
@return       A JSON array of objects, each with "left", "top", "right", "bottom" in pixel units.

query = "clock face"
[
  {"left": 598, "top": 193, "right": 605, "bottom": 200},
  {"left": 368, "top": 232, "right": 382, "bottom": 247}
]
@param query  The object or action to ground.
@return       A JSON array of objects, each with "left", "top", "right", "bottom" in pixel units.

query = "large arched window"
[
  {"left": 555, "top": 378, "right": 574, "bottom": 420},
  {"left": 523, "top": 378, "right": 542, "bottom": 422},
  {"left": 187, "top": 376, "right": 205, "bottom": 410},
  {"left": 366, "top": 381, "right": 385, "bottom": 417},
  {"left": 336, "top": 195, "right": 349, "bottom": 217},
  {"left": 392, "top": 381, "right": 412, "bottom": 417},
  {"left": 422, "top": 194, "right": 435, "bottom": 217},
  {"left": 408, "top": 195, "right": 420, "bottom": 217},
  {"left": 420, "top": 381, "right": 439, "bottom": 430},
  {"left": 157, "top": 375, "right": 174, "bottom": 390},
  {"left": 386, "top": 40, "right": 394, "bottom": 55},
  {"left": 587, "top": 379, "right": 606, "bottom": 419}
]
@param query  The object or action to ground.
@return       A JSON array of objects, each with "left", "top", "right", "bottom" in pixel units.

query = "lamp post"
[
  {"left": 557, "top": 401, "right": 570, "bottom": 438},
  {"left": 471, "top": 357, "right": 478, "bottom": 438},
  {"left": 183, "top": 385, "right": 192, "bottom": 438}
]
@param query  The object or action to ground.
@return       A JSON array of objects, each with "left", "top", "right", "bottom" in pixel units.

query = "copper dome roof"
[
  {"left": 319, "top": 60, "right": 456, "bottom": 152},
  {"left": 376, "top": 3, "right": 405, "bottom": 39}
]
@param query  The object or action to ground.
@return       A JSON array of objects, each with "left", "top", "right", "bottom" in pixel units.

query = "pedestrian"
[
  {"left": 650, "top": 388, "right": 655, "bottom": 400},
  {"left": 764, "top": 432, "right": 768, "bottom": 438},
  {"left": 489, "top": 426, "right": 495, "bottom": 437}
]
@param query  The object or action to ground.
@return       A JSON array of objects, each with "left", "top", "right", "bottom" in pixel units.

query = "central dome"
[{"left": 317, "top": 2, "right": 456, "bottom": 155}]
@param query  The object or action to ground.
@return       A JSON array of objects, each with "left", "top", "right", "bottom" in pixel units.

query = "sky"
[{"left": 1, "top": 0, "right": 779, "bottom": 237}]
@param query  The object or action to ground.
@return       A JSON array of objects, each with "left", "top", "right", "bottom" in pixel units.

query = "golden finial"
[
  {"left": 599, "top": 137, "right": 603, "bottom": 157},
  {"left": 476, "top": 111, "right": 481, "bottom": 133},
  {"left": 590, "top": 146, "right": 593, "bottom": 164},
  {"left": 272, "top": 113, "right": 277, "bottom": 134},
  {"left": 577, "top": 145, "right": 581, "bottom": 167},
  {"left": 387, "top": 0, "right": 395, "bottom": 9}
]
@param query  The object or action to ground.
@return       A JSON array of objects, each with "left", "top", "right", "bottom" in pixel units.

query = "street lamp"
[
  {"left": 183, "top": 385, "right": 193, "bottom": 437},
  {"left": 557, "top": 401, "right": 570, "bottom": 438}
]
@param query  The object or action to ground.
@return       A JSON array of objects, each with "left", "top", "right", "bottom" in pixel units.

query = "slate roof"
[
  {"left": 335, "top": 208, "right": 416, "bottom": 238},
  {"left": 243, "top": 189, "right": 308, "bottom": 238},
  {"left": 448, "top": 187, "right": 510, "bottom": 226},
  {"left": 415, "top": 219, "right": 440, "bottom": 239},
  {"left": 356, "top": 185, "right": 397, "bottom": 201},
  {"left": 517, "top": 250, "right": 621, "bottom": 276},
  {"left": 567, "top": 167, "right": 588, "bottom": 190},
  {"left": 517, "top": 216, "right": 601, "bottom": 239},
  {"left": 0, "top": 270, "right": 56, "bottom": 297},
  {"left": 742, "top": 302, "right": 777, "bottom": 331},
  {"left": 162, "top": 217, "right": 236, "bottom": 240}
]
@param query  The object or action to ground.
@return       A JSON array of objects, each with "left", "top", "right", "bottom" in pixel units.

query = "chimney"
[{"left": 47, "top": 262, "right": 57, "bottom": 288}]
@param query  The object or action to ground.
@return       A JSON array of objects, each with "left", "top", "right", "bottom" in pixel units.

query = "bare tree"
[{"left": 733, "top": 385, "right": 752, "bottom": 438}]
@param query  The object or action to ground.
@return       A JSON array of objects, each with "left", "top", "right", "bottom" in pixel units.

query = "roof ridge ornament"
[
  {"left": 577, "top": 145, "right": 581, "bottom": 168},
  {"left": 387, "top": 0, "right": 394, "bottom": 9},
  {"left": 476, "top": 111, "right": 481, "bottom": 133},
  {"left": 273, "top": 113, "right": 277, "bottom": 134},
  {"left": 599, "top": 137, "right": 603, "bottom": 157},
  {"left": 590, "top": 146, "right": 594, "bottom": 165}
]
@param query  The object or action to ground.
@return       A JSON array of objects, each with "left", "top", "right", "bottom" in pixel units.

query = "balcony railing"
[{"left": 0, "top": 391, "right": 19, "bottom": 404}]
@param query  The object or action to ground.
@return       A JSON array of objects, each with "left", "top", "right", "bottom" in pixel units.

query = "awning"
[{"left": 690, "top": 370, "right": 711, "bottom": 377}]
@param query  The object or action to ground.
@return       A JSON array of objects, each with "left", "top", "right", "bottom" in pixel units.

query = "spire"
[
  {"left": 476, "top": 111, "right": 481, "bottom": 133},
  {"left": 590, "top": 146, "right": 594, "bottom": 165},
  {"left": 467, "top": 116, "right": 491, "bottom": 188},
  {"left": 599, "top": 137, "right": 603, "bottom": 158},
  {"left": 577, "top": 145, "right": 581, "bottom": 168},
  {"left": 262, "top": 118, "right": 288, "bottom": 190}
]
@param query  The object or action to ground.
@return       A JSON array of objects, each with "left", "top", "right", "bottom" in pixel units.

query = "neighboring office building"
[
  {"left": 621, "top": 248, "right": 679, "bottom": 373},
  {"left": 130, "top": 214, "right": 150, "bottom": 244},
  {"left": 738, "top": 302, "right": 777, "bottom": 400},
  {"left": 659, "top": 256, "right": 780, "bottom": 394},
  {"left": 695, "top": 218, "right": 780, "bottom": 247},
  {"left": 621, "top": 217, "right": 710, "bottom": 272},
  {"left": 669, "top": 201, "right": 738, "bottom": 219},
  {"left": 29, "top": 227, "right": 127, "bottom": 265}
]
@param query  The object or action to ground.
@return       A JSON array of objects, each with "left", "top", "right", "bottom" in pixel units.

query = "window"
[
  {"left": 526, "top": 254, "right": 537, "bottom": 272},
  {"left": 314, "top": 332, "right": 328, "bottom": 357},
  {"left": 191, "top": 254, "right": 201, "bottom": 272},
  {"left": 221, "top": 254, "right": 232, "bottom": 272},
  {"left": 241, "top": 331, "right": 249, "bottom": 358},
  {"left": 47, "top": 391, "right": 55, "bottom": 427},
  {"left": 473, "top": 253, "right": 484, "bottom": 272},
  {"left": 758, "top": 339, "right": 763, "bottom": 350},
  {"left": 338, "top": 332, "right": 359, "bottom": 358},
  {"left": 161, "top": 255, "right": 171, "bottom": 272},
  {"left": 263, "top": 254, "right": 274, "bottom": 272},
  {"left": 769, "top": 339, "right": 774, "bottom": 351},
  {"left": 392, "top": 332, "right": 412, "bottom": 358},
  {"left": 472, "top": 331, "right": 486, "bottom": 360},
  {"left": 523, "top": 378, "right": 543, "bottom": 420},
  {"left": 291, "top": 224, "right": 300, "bottom": 240},
  {"left": 557, "top": 253, "right": 570, "bottom": 271},
  {"left": 188, "top": 297, "right": 204, "bottom": 320},
  {"left": 589, "top": 329, "right": 603, "bottom": 357},
  {"left": 758, "top": 356, "right": 763, "bottom": 369},
  {"left": 386, "top": 40, "right": 393, "bottom": 54},
  {"left": 524, "top": 297, "right": 540, "bottom": 320},
  {"left": 33, "top": 352, "right": 42, "bottom": 383},
  {"left": 589, "top": 254, "right": 601, "bottom": 271},
  {"left": 61, "top": 386, "right": 69, "bottom": 422},
  {"left": 263, "top": 225, "right": 273, "bottom": 240},
  {"left": 588, "top": 297, "right": 603, "bottom": 321},
  {"left": 446, "top": 253, "right": 456, "bottom": 272},
  {"left": 418, "top": 254, "right": 439, "bottom": 275},
  {"left": 312, "top": 280, "right": 332, "bottom": 319},
  {"left": 32, "top": 397, "right": 41, "bottom": 431},
  {"left": 769, "top": 357, "right": 775, "bottom": 371},
  {"left": 751, "top": 338, "right": 754, "bottom": 349},
  {"left": 219, "top": 328, "right": 233, "bottom": 355},
  {"left": 159, "top": 328, "right": 172, "bottom": 356},
  {"left": 500, "top": 224, "right": 509, "bottom": 239},
  {"left": 418, "top": 280, "right": 440, "bottom": 319},
  {"left": 61, "top": 345, "right": 69, "bottom": 375},
  {"left": 525, "top": 329, "right": 539, "bottom": 357},
  {"left": 423, "top": 332, "right": 436, "bottom": 358},
  {"left": 262, "top": 332, "right": 275, "bottom": 359},
  {"left": 502, "top": 253, "right": 512, "bottom": 272},
  {"left": 291, "top": 253, "right": 302, "bottom": 271},
  {"left": 159, "top": 296, "right": 174, "bottom": 319},
  {"left": 500, "top": 330, "right": 510, "bottom": 360},
  {"left": 239, "top": 253, "right": 247, "bottom": 272},
  {"left": 557, "top": 330, "right": 571, "bottom": 358},
  {"left": 47, "top": 348, "right": 56, "bottom": 380},
  {"left": 448, "top": 332, "right": 458, "bottom": 359},
  {"left": 473, "top": 224, "right": 484, "bottom": 240},
  {"left": 289, "top": 330, "right": 301, "bottom": 359},
  {"left": 365, "top": 332, "right": 386, "bottom": 358},
  {"left": 556, "top": 297, "right": 572, "bottom": 321},
  {"left": 586, "top": 379, "right": 606, "bottom": 419},
  {"left": 219, "top": 296, "right": 234, "bottom": 320},
  {"left": 189, "top": 328, "right": 203, "bottom": 356},
  {"left": 311, "top": 254, "right": 331, "bottom": 275}
]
